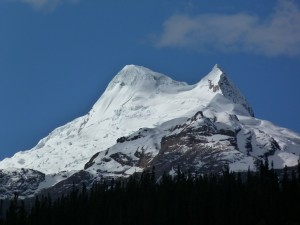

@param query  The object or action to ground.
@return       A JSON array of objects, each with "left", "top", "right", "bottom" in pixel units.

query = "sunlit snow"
[{"left": 0, "top": 64, "right": 299, "bottom": 180}]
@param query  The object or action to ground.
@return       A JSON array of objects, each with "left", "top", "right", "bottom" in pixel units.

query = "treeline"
[{"left": 1, "top": 160, "right": 300, "bottom": 225}]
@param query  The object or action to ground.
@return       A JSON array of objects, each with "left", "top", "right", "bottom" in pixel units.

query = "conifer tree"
[
  {"left": 2, "top": 163, "right": 300, "bottom": 225},
  {"left": 297, "top": 160, "right": 300, "bottom": 183},
  {"left": 0, "top": 200, "right": 3, "bottom": 225},
  {"left": 264, "top": 155, "right": 269, "bottom": 172}
]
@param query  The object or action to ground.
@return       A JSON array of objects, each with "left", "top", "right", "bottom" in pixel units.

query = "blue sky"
[{"left": 1, "top": 0, "right": 300, "bottom": 160}]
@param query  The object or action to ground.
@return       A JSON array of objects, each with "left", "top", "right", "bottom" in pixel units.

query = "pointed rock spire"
[{"left": 198, "top": 64, "right": 254, "bottom": 117}]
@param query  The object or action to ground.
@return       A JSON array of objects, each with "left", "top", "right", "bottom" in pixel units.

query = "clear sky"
[{"left": 1, "top": 0, "right": 300, "bottom": 160}]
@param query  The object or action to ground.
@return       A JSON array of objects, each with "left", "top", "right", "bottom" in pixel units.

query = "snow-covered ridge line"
[
  {"left": 106, "top": 64, "right": 188, "bottom": 91},
  {"left": 0, "top": 64, "right": 297, "bottom": 177}
]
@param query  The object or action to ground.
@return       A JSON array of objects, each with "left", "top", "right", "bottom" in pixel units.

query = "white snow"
[
  {"left": 269, "top": 152, "right": 299, "bottom": 168},
  {"left": 36, "top": 170, "right": 77, "bottom": 192},
  {"left": 0, "top": 64, "right": 299, "bottom": 176},
  {"left": 229, "top": 157, "right": 256, "bottom": 172}
]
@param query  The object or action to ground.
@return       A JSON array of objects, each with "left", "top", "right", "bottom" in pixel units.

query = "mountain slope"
[
  {"left": 0, "top": 64, "right": 255, "bottom": 174},
  {"left": 0, "top": 64, "right": 300, "bottom": 199},
  {"left": 85, "top": 110, "right": 300, "bottom": 178}
]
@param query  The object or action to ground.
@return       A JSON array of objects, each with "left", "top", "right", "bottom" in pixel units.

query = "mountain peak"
[
  {"left": 198, "top": 64, "right": 254, "bottom": 117},
  {"left": 202, "top": 64, "right": 225, "bottom": 83},
  {"left": 106, "top": 64, "right": 187, "bottom": 92},
  {"left": 212, "top": 63, "right": 223, "bottom": 71},
  {"left": 120, "top": 64, "right": 152, "bottom": 74}
]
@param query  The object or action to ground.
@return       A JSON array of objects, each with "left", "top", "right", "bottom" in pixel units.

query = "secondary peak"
[
  {"left": 106, "top": 65, "right": 187, "bottom": 92},
  {"left": 197, "top": 64, "right": 254, "bottom": 117},
  {"left": 120, "top": 64, "right": 151, "bottom": 74}
]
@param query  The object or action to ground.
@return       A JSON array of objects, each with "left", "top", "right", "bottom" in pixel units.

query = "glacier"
[{"left": 0, "top": 64, "right": 299, "bottom": 177}]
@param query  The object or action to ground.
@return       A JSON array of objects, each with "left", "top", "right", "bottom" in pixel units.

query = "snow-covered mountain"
[
  {"left": 0, "top": 64, "right": 255, "bottom": 174},
  {"left": 85, "top": 109, "right": 300, "bottom": 178},
  {"left": 0, "top": 64, "right": 300, "bottom": 198}
]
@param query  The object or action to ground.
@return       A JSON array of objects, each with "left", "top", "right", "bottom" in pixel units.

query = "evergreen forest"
[{"left": 1, "top": 160, "right": 300, "bottom": 225}]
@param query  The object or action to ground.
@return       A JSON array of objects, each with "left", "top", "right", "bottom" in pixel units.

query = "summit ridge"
[
  {"left": 197, "top": 65, "right": 254, "bottom": 116},
  {"left": 106, "top": 64, "right": 187, "bottom": 92},
  {"left": 0, "top": 64, "right": 298, "bottom": 189}
]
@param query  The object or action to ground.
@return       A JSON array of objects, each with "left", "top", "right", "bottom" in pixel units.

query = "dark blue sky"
[{"left": 1, "top": 0, "right": 300, "bottom": 160}]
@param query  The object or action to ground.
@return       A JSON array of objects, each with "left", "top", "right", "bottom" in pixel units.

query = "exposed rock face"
[
  {"left": 85, "top": 109, "right": 297, "bottom": 179},
  {"left": 0, "top": 168, "right": 45, "bottom": 199},
  {"left": 0, "top": 64, "right": 254, "bottom": 174},
  {"left": 0, "top": 64, "right": 299, "bottom": 199},
  {"left": 148, "top": 114, "right": 240, "bottom": 177}
]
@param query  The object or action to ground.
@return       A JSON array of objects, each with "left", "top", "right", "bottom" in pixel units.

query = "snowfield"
[{"left": 0, "top": 64, "right": 299, "bottom": 179}]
